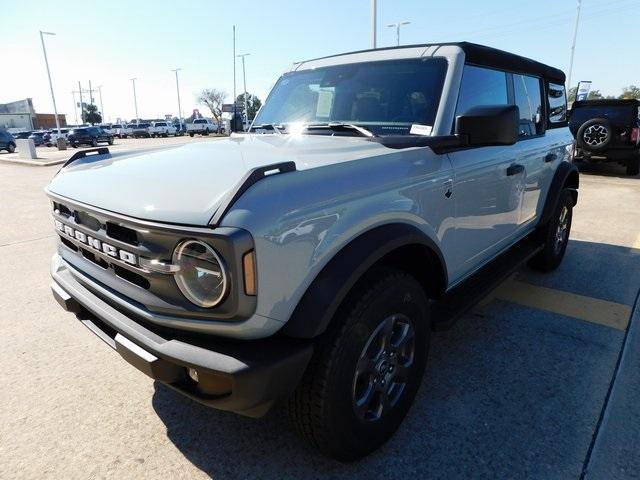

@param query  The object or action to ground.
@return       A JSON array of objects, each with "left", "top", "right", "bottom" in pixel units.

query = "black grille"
[
  {"left": 113, "top": 265, "right": 150, "bottom": 290},
  {"left": 106, "top": 222, "right": 139, "bottom": 246}
]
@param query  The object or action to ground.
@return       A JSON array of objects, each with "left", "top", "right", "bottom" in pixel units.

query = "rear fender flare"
[{"left": 539, "top": 161, "right": 579, "bottom": 228}]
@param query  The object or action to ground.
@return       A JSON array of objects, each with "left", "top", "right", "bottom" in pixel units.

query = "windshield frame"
[{"left": 254, "top": 57, "right": 449, "bottom": 137}]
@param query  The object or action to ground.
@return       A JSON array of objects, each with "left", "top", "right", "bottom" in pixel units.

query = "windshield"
[
  {"left": 194, "top": 119, "right": 206, "bottom": 124},
  {"left": 254, "top": 58, "right": 447, "bottom": 136}
]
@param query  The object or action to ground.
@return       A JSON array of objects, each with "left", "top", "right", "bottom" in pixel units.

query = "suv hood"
[{"left": 46, "top": 135, "right": 391, "bottom": 226}]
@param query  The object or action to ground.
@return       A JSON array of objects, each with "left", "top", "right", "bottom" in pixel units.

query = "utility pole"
[
  {"left": 371, "top": 0, "right": 377, "bottom": 49},
  {"left": 71, "top": 91, "right": 78, "bottom": 125},
  {"left": 78, "top": 81, "right": 84, "bottom": 124},
  {"left": 237, "top": 53, "right": 250, "bottom": 127},
  {"left": 97, "top": 85, "right": 104, "bottom": 122},
  {"left": 39, "top": 31, "right": 61, "bottom": 138},
  {"left": 171, "top": 68, "right": 183, "bottom": 125},
  {"left": 130, "top": 78, "right": 139, "bottom": 122},
  {"left": 567, "top": 0, "right": 583, "bottom": 93},
  {"left": 233, "top": 25, "right": 237, "bottom": 128},
  {"left": 88, "top": 80, "right": 95, "bottom": 105},
  {"left": 387, "top": 21, "right": 411, "bottom": 46}
]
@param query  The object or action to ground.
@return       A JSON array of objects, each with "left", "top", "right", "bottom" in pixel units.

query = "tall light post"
[
  {"left": 78, "top": 81, "right": 84, "bottom": 124},
  {"left": 39, "top": 31, "right": 61, "bottom": 139},
  {"left": 237, "top": 53, "right": 250, "bottom": 127},
  {"left": 371, "top": 0, "right": 377, "bottom": 48},
  {"left": 71, "top": 91, "right": 78, "bottom": 125},
  {"left": 567, "top": 0, "right": 583, "bottom": 93},
  {"left": 386, "top": 21, "right": 411, "bottom": 46},
  {"left": 171, "top": 68, "right": 183, "bottom": 125},
  {"left": 130, "top": 78, "right": 139, "bottom": 122},
  {"left": 96, "top": 85, "right": 104, "bottom": 122}
]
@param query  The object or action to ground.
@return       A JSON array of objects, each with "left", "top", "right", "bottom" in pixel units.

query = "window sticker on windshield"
[
  {"left": 410, "top": 124, "right": 432, "bottom": 136},
  {"left": 316, "top": 88, "right": 334, "bottom": 118}
]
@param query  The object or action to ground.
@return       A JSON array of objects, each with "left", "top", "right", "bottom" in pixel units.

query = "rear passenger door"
[
  {"left": 511, "top": 73, "right": 551, "bottom": 228},
  {"left": 447, "top": 65, "right": 523, "bottom": 281}
]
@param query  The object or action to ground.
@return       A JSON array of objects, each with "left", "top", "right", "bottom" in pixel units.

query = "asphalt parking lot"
[{"left": 0, "top": 146, "right": 639, "bottom": 479}]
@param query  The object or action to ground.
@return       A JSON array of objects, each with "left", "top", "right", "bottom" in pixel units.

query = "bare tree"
[{"left": 198, "top": 89, "right": 226, "bottom": 123}]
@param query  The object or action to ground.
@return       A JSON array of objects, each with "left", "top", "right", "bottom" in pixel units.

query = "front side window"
[
  {"left": 255, "top": 58, "right": 448, "bottom": 136},
  {"left": 454, "top": 65, "right": 508, "bottom": 120},
  {"left": 548, "top": 83, "right": 567, "bottom": 126},
  {"left": 514, "top": 74, "right": 543, "bottom": 136}
]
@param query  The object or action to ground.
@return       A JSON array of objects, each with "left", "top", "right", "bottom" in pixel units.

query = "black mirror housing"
[{"left": 455, "top": 105, "right": 519, "bottom": 147}]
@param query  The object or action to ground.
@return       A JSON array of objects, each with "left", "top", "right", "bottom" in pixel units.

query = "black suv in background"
[
  {"left": 0, "top": 129, "right": 17, "bottom": 153},
  {"left": 569, "top": 99, "right": 640, "bottom": 176},
  {"left": 67, "top": 127, "right": 114, "bottom": 148}
]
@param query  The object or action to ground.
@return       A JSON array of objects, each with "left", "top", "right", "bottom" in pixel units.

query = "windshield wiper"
[
  {"left": 249, "top": 123, "right": 284, "bottom": 135},
  {"left": 303, "top": 122, "right": 376, "bottom": 137}
]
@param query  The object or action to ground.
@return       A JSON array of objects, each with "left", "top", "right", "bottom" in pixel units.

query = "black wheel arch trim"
[
  {"left": 539, "top": 161, "right": 579, "bottom": 228},
  {"left": 282, "top": 223, "right": 448, "bottom": 339}
]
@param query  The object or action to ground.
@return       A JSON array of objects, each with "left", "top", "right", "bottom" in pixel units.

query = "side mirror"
[{"left": 455, "top": 105, "right": 519, "bottom": 147}]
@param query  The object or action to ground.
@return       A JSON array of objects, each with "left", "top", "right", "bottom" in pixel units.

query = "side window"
[
  {"left": 547, "top": 82, "right": 567, "bottom": 127},
  {"left": 513, "top": 74, "right": 543, "bottom": 136},
  {"left": 455, "top": 65, "right": 509, "bottom": 120}
]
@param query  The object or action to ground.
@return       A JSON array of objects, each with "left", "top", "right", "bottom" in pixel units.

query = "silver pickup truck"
[{"left": 46, "top": 42, "right": 578, "bottom": 460}]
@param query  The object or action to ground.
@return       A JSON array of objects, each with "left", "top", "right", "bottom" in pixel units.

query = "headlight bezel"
[{"left": 172, "top": 239, "right": 229, "bottom": 308}]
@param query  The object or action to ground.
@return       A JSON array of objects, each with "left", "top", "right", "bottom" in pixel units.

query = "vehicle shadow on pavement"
[
  {"left": 576, "top": 161, "right": 639, "bottom": 179},
  {"left": 152, "top": 239, "right": 636, "bottom": 480}
]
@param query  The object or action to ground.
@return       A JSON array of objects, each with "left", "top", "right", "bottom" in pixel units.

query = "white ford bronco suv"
[{"left": 47, "top": 42, "right": 578, "bottom": 460}]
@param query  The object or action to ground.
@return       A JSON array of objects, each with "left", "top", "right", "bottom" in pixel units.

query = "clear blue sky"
[{"left": 2, "top": 0, "right": 638, "bottom": 123}]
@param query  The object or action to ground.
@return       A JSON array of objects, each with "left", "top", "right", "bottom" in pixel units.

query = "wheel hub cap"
[
  {"left": 583, "top": 124, "right": 608, "bottom": 146},
  {"left": 554, "top": 205, "right": 569, "bottom": 253},
  {"left": 352, "top": 313, "right": 415, "bottom": 422}
]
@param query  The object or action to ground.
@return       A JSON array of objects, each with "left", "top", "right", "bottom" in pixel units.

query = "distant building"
[{"left": 0, "top": 98, "right": 66, "bottom": 131}]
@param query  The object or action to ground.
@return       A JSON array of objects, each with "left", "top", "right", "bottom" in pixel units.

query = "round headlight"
[{"left": 173, "top": 240, "right": 228, "bottom": 308}]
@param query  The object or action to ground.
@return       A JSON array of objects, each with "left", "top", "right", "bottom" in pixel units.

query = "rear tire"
[
  {"left": 529, "top": 189, "right": 573, "bottom": 272},
  {"left": 189, "top": 133, "right": 194, "bottom": 137},
  {"left": 8, "top": 143, "right": 15, "bottom": 153},
  {"left": 626, "top": 156, "right": 640, "bottom": 176},
  {"left": 287, "top": 269, "right": 431, "bottom": 461},
  {"left": 91, "top": 138, "right": 98, "bottom": 147}
]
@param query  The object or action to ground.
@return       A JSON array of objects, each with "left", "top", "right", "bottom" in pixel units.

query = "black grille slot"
[
  {"left": 59, "top": 235, "right": 78, "bottom": 251},
  {"left": 75, "top": 210, "right": 101, "bottom": 231},
  {"left": 106, "top": 222, "right": 139, "bottom": 246},
  {"left": 80, "top": 248, "right": 109, "bottom": 269},
  {"left": 54, "top": 203, "right": 72, "bottom": 217},
  {"left": 113, "top": 265, "right": 150, "bottom": 290}
]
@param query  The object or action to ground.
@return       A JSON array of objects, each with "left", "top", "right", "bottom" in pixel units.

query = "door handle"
[
  {"left": 544, "top": 153, "right": 557, "bottom": 163},
  {"left": 506, "top": 164, "right": 525, "bottom": 176}
]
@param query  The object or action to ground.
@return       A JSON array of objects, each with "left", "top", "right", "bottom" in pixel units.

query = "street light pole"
[
  {"left": 371, "top": 0, "right": 377, "bottom": 49},
  {"left": 130, "top": 78, "right": 139, "bottom": 122},
  {"left": 39, "top": 30, "right": 61, "bottom": 138},
  {"left": 237, "top": 53, "right": 250, "bottom": 128},
  {"left": 233, "top": 25, "right": 237, "bottom": 128},
  {"left": 71, "top": 91, "right": 78, "bottom": 125},
  {"left": 386, "top": 21, "right": 411, "bottom": 46},
  {"left": 78, "top": 81, "right": 84, "bottom": 124},
  {"left": 171, "top": 68, "right": 183, "bottom": 126},
  {"left": 567, "top": 0, "right": 583, "bottom": 93}
]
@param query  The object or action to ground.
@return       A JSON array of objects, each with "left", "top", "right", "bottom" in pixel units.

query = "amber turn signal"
[{"left": 243, "top": 250, "right": 256, "bottom": 296}]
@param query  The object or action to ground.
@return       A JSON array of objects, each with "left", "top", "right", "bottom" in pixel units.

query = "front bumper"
[{"left": 51, "top": 257, "right": 313, "bottom": 418}]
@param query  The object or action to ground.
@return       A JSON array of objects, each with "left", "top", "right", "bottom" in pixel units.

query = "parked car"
[
  {"left": 13, "top": 131, "right": 33, "bottom": 140},
  {"left": 131, "top": 123, "right": 152, "bottom": 138},
  {"left": 67, "top": 127, "right": 114, "bottom": 148},
  {"left": 48, "top": 128, "right": 70, "bottom": 146},
  {"left": 0, "top": 128, "right": 16, "bottom": 153},
  {"left": 186, "top": 118, "right": 217, "bottom": 136},
  {"left": 122, "top": 124, "right": 136, "bottom": 138},
  {"left": 108, "top": 124, "right": 126, "bottom": 138},
  {"left": 46, "top": 42, "right": 578, "bottom": 461},
  {"left": 173, "top": 122, "right": 186, "bottom": 136},
  {"left": 149, "top": 121, "right": 177, "bottom": 137},
  {"left": 28, "top": 131, "right": 50, "bottom": 146},
  {"left": 569, "top": 99, "right": 640, "bottom": 176}
]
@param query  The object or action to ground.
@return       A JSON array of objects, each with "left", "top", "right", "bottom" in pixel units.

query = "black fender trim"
[
  {"left": 539, "top": 161, "right": 579, "bottom": 228},
  {"left": 282, "top": 223, "right": 447, "bottom": 339}
]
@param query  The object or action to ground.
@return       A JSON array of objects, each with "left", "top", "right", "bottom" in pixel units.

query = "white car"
[
  {"left": 48, "top": 128, "right": 70, "bottom": 145},
  {"left": 186, "top": 118, "right": 218, "bottom": 136},
  {"left": 109, "top": 124, "right": 126, "bottom": 138},
  {"left": 149, "top": 121, "right": 177, "bottom": 138}
]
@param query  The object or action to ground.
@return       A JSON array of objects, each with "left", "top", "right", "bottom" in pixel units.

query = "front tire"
[
  {"left": 91, "top": 138, "right": 98, "bottom": 147},
  {"left": 7, "top": 143, "right": 15, "bottom": 153},
  {"left": 529, "top": 189, "right": 573, "bottom": 272},
  {"left": 287, "top": 269, "right": 431, "bottom": 461}
]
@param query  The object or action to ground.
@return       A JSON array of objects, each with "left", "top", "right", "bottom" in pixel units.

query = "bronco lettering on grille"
[{"left": 54, "top": 219, "right": 138, "bottom": 266}]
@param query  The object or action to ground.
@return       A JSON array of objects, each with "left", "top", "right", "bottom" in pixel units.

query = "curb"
[
  {"left": 581, "top": 288, "right": 640, "bottom": 479},
  {"left": 0, "top": 157, "right": 66, "bottom": 167}
]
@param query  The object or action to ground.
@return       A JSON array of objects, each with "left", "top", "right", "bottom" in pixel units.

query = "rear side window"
[
  {"left": 513, "top": 74, "right": 543, "bottom": 136},
  {"left": 455, "top": 65, "right": 509, "bottom": 119},
  {"left": 548, "top": 83, "right": 567, "bottom": 127},
  {"left": 194, "top": 119, "right": 206, "bottom": 124}
]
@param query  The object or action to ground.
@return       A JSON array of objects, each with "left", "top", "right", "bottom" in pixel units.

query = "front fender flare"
[{"left": 282, "top": 223, "right": 447, "bottom": 339}]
